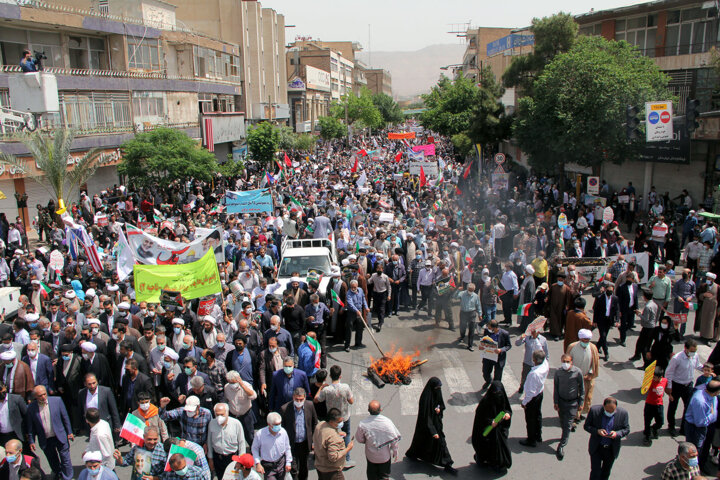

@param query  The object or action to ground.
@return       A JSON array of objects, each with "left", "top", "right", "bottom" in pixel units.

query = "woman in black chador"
[
  {"left": 405, "top": 377, "right": 456, "bottom": 475},
  {"left": 471, "top": 380, "right": 512, "bottom": 472}
]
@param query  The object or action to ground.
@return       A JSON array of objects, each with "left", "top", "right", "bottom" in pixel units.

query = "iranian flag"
[
  {"left": 119, "top": 413, "right": 146, "bottom": 447},
  {"left": 330, "top": 289, "right": 345, "bottom": 307},
  {"left": 39, "top": 281, "right": 52, "bottom": 294},
  {"left": 517, "top": 303, "right": 532, "bottom": 316},
  {"left": 428, "top": 213, "right": 435, "bottom": 224},
  {"left": 433, "top": 200, "right": 443, "bottom": 211},
  {"left": 290, "top": 195, "right": 304, "bottom": 208},
  {"left": 284, "top": 152, "right": 292, "bottom": 167},
  {"left": 464, "top": 251, "right": 473, "bottom": 265},
  {"left": 307, "top": 335, "right": 322, "bottom": 370},
  {"left": 164, "top": 444, "right": 198, "bottom": 471}
]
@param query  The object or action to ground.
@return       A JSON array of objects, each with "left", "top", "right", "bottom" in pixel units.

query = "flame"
[{"left": 369, "top": 346, "right": 420, "bottom": 384}]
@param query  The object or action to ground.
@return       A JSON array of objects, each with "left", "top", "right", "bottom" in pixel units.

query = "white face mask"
[
  {"left": 139, "top": 402, "right": 150, "bottom": 411},
  {"left": 271, "top": 325, "right": 279, "bottom": 331},
  {"left": 28, "top": 351, "right": 37, "bottom": 358},
  {"left": 561, "top": 362, "right": 571, "bottom": 370},
  {"left": 293, "top": 400, "right": 304, "bottom": 408},
  {"left": 216, "top": 415, "right": 227, "bottom": 424}
]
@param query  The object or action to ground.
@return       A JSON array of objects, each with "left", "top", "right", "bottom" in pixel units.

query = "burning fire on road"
[{"left": 367, "top": 346, "right": 427, "bottom": 386}]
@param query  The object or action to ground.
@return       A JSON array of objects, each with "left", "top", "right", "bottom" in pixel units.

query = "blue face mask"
[
  {"left": 5, "top": 454, "right": 17, "bottom": 464},
  {"left": 184, "top": 367, "right": 193, "bottom": 376},
  {"left": 337, "top": 421, "right": 344, "bottom": 430},
  {"left": 28, "top": 323, "right": 37, "bottom": 329},
  {"left": 174, "top": 466, "right": 188, "bottom": 477},
  {"left": 200, "top": 356, "right": 207, "bottom": 364},
  {"left": 158, "top": 345, "right": 166, "bottom": 351},
  {"left": 88, "top": 467, "right": 101, "bottom": 476},
  {"left": 283, "top": 366, "right": 294, "bottom": 375},
  {"left": 62, "top": 355, "right": 71, "bottom": 361},
  {"left": 687, "top": 456, "right": 699, "bottom": 467},
  {"left": 557, "top": 281, "right": 564, "bottom": 286},
  {"left": 603, "top": 409, "right": 614, "bottom": 418},
  {"left": 270, "top": 424, "right": 282, "bottom": 433},
  {"left": 173, "top": 327, "right": 182, "bottom": 335},
  {"left": 163, "top": 361, "right": 173, "bottom": 369},
  {"left": 217, "top": 341, "right": 225, "bottom": 348}
]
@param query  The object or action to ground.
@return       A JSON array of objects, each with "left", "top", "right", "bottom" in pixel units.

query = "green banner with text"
[{"left": 134, "top": 249, "right": 221, "bottom": 303}]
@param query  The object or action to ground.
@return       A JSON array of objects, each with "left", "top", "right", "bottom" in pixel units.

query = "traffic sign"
[
  {"left": 587, "top": 176, "right": 599, "bottom": 195},
  {"left": 494, "top": 153, "right": 505, "bottom": 164},
  {"left": 645, "top": 101, "right": 673, "bottom": 142}
]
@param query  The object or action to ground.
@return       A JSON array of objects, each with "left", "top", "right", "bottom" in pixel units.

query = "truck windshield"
[{"left": 278, "top": 256, "right": 331, "bottom": 277}]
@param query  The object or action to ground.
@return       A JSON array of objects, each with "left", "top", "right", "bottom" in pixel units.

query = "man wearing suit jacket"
[
  {"left": 0, "top": 439, "right": 43, "bottom": 480},
  {"left": 269, "top": 357, "right": 311, "bottom": 412},
  {"left": 106, "top": 324, "right": 140, "bottom": 372},
  {"left": 120, "top": 358, "right": 154, "bottom": 414},
  {"left": 592, "top": 285, "right": 620, "bottom": 361},
  {"left": 280, "top": 388, "right": 318, "bottom": 480},
  {"left": 55, "top": 344, "right": 83, "bottom": 432},
  {"left": 79, "top": 342, "right": 114, "bottom": 389},
  {"left": 258, "top": 339, "right": 289, "bottom": 397},
  {"left": 616, "top": 274, "right": 639, "bottom": 347},
  {"left": 116, "top": 340, "right": 149, "bottom": 387},
  {"left": 78, "top": 325, "right": 107, "bottom": 356},
  {"left": 46, "top": 300, "right": 67, "bottom": 326},
  {"left": 584, "top": 397, "right": 630, "bottom": 480},
  {"left": 27, "top": 385, "right": 74, "bottom": 480},
  {"left": 481, "top": 320, "right": 512, "bottom": 390},
  {"left": 24, "top": 330, "right": 55, "bottom": 360},
  {"left": 0, "top": 383, "right": 28, "bottom": 449},
  {"left": 0, "top": 350, "right": 34, "bottom": 401},
  {"left": 78, "top": 373, "right": 121, "bottom": 437},
  {"left": 173, "top": 357, "right": 211, "bottom": 399},
  {"left": 22, "top": 341, "right": 54, "bottom": 394}
]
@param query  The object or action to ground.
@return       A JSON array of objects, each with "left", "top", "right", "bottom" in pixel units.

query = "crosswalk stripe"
[
  {"left": 435, "top": 349, "right": 479, "bottom": 412},
  {"left": 502, "top": 364, "right": 521, "bottom": 394},
  {"left": 350, "top": 353, "right": 374, "bottom": 416},
  {"left": 400, "top": 370, "right": 424, "bottom": 416}
]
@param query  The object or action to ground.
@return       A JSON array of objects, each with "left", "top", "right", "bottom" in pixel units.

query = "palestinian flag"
[
  {"left": 681, "top": 300, "right": 698, "bottom": 311},
  {"left": 358, "top": 149, "right": 368, "bottom": 157},
  {"left": 449, "top": 277, "right": 456, "bottom": 288},
  {"left": 517, "top": 303, "right": 532, "bottom": 316},
  {"left": 330, "top": 289, "right": 345, "bottom": 308},
  {"left": 275, "top": 159, "right": 284, "bottom": 173},
  {"left": 307, "top": 335, "right": 322, "bottom": 370},
  {"left": 164, "top": 443, "right": 198, "bottom": 471},
  {"left": 433, "top": 200, "right": 443, "bottom": 211},
  {"left": 120, "top": 413, "right": 146, "bottom": 447},
  {"left": 284, "top": 152, "right": 292, "bottom": 167}
]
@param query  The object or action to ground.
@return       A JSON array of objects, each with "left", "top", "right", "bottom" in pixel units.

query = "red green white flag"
[
  {"left": 164, "top": 443, "right": 198, "bottom": 471},
  {"left": 120, "top": 413, "right": 145, "bottom": 447},
  {"left": 307, "top": 335, "right": 322, "bottom": 369},
  {"left": 517, "top": 303, "right": 532, "bottom": 316},
  {"left": 330, "top": 289, "right": 345, "bottom": 308}
]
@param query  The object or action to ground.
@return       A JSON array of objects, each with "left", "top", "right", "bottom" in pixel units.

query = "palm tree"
[{"left": 0, "top": 129, "right": 101, "bottom": 212}]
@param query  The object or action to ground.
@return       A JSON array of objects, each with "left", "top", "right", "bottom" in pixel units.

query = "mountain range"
[{"left": 356, "top": 43, "right": 466, "bottom": 100}]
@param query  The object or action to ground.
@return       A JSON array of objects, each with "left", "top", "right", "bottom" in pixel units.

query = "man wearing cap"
[
  {"left": 208, "top": 402, "right": 246, "bottom": 477},
  {"left": 27, "top": 386, "right": 74, "bottom": 480},
  {"left": 221, "top": 453, "right": 262, "bottom": 479},
  {"left": 77, "top": 451, "right": 117, "bottom": 480},
  {"left": 251, "top": 412, "right": 292, "bottom": 479},
  {"left": 0, "top": 350, "right": 33, "bottom": 400},
  {"left": 160, "top": 395, "right": 212, "bottom": 447},
  {"left": 80, "top": 341, "right": 114, "bottom": 389},
  {"left": 567, "top": 329, "right": 600, "bottom": 424},
  {"left": 113, "top": 425, "right": 166, "bottom": 479}
]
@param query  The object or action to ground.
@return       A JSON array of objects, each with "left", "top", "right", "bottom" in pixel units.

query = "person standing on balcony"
[{"left": 20, "top": 50, "right": 37, "bottom": 73}]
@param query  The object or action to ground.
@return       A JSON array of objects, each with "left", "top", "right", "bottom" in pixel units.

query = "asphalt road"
[{"left": 53, "top": 295, "right": 712, "bottom": 479}]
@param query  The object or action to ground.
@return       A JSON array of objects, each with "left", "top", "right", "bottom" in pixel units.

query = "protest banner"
[
  {"left": 412, "top": 144, "right": 436, "bottom": 157},
  {"left": 388, "top": 132, "right": 416, "bottom": 140},
  {"left": 608, "top": 252, "right": 650, "bottom": 284},
  {"left": 556, "top": 257, "right": 609, "bottom": 286},
  {"left": 224, "top": 188, "right": 274, "bottom": 214},
  {"left": 409, "top": 161, "right": 438, "bottom": 178},
  {"left": 198, "top": 297, "right": 216, "bottom": 316},
  {"left": 667, "top": 312, "right": 688, "bottom": 325},
  {"left": 478, "top": 336, "right": 499, "bottom": 362},
  {"left": 641, "top": 360, "right": 657, "bottom": 394},
  {"left": 126, "top": 224, "right": 224, "bottom": 265},
  {"left": 557, "top": 213, "right": 568, "bottom": 229},
  {"left": 134, "top": 250, "right": 222, "bottom": 303},
  {"left": 491, "top": 173, "right": 510, "bottom": 190},
  {"left": 95, "top": 214, "right": 108, "bottom": 227},
  {"left": 524, "top": 316, "right": 547, "bottom": 336},
  {"left": 49, "top": 250, "right": 64, "bottom": 270},
  {"left": 584, "top": 195, "right": 607, "bottom": 207},
  {"left": 378, "top": 212, "right": 394, "bottom": 223}
]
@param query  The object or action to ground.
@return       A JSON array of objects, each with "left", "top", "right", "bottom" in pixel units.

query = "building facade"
[
  {"left": 287, "top": 41, "right": 354, "bottom": 102},
  {"left": 286, "top": 65, "right": 332, "bottom": 133},
  {"left": 0, "top": 0, "right": 247, "bottom": 225},
  {"left": 364, "top": 68, "right": 392, "bottom": 96}
]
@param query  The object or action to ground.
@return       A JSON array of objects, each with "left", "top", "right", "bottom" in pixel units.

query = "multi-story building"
[
  {"left": 170, "top": 0, "right": 289, "bottom": 124},
  {"left": 0, "top": 0, "right": 246, "bottom": 226},
  {"left": 364, "top": 68, "right": 392, "bottom": 96},
  {"left": 287, "top": 41, "right": 354, "bottom": 102},
  {"left": 575, "top": 0, "right": 720, "bottom": 204},
  {"left": 291, "top": 40, "right": 367, "bottom": 94},
  {"left": 286, "top": 64, "right": 332, "bottom": 133},
  {"left": 460, "top": 27, "right": 514, "bottom": 82}
]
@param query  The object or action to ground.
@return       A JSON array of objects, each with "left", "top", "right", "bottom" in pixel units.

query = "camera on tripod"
[{"left": 33, "top": 50, "right": 46, "bottom": 71}]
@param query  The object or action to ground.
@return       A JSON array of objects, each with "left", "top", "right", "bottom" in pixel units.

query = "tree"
[
  {"left": 468, "top": 66, "right": 513, "bottom": 149},
  {"left": 318, "top": 116, "right": 347, "bottom": 141},
  {"left": 276, "top": 125, "right": 297, "bottom": 152},
  {"left": 372, "top": 93, "right": 404, "bottom": 126},
  {"left": 331, "top": 87, "right": 384, "bottom": 130},
  {"left": 513, "top": 36, "right": 670, "bottom": 173},
  {"left": 502, "top": 13, "right": 578, "bottom": 95},
  {"left": 0, "top": 129, "right": 101, "bottom": 206},
  {"left": 246, "top": 122, "right": 280, "bottom": 166},
  {"left": 119, "top": 127, "right": 218, "bottom": 187},
  {"left": 218, "top": 156, "right": 245, "bottom": 177},
  {"left": 451, "top": 133, "right": 474, "bottom": 157},
  {"left": 294, "top": 134, "right": 316, "bottom": 152},
  {"left": 419, "top": 75, "right": 478, "bottom": 137}
]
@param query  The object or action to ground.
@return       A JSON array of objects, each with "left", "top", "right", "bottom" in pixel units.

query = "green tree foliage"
[
  {"left": 218, "top": 156, "right": 245, "bottom": 177},
  {"left": 318, "top": 116, "right": 347, "bottom": 141},
  {"left": 451, "top": 133, "right": 474, "bottom": 157},
  {"left": 421, "top": 72, "right": 510, "bottom": 151},
  {"left": 276, "top": 125, "right": 297, "bottom": 152},
  {"left": 502, "top": 13, "right": 578, "bottom": 95},
  {"left": 247, "top": 122, "right": 280, "bottom": 166},
  {"left": 514, "top": 36, "right": 670, "bottom": 173},
  {"left": 294, "top": 134, "right": 316, "bottom": 152},
  {"left": 119, "top": 128, "right": 218, "bottom": 187},
  {"left": 331, "top": 87, "right": 384, "bottom": 130},
  {"left": 372, "top": 93, "right": 404, "bottom": 126},
  {"left": 0, "top": 129, "right": 101, "bottom": 204}
]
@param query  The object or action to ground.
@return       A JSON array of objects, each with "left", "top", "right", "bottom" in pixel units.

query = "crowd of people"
[{"left": 0, "top": 129, "right": 716, "bottom": 480}]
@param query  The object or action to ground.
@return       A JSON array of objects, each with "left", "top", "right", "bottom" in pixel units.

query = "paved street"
[{"left": 53, "top": 295, "right": 710, "bottom": 480}]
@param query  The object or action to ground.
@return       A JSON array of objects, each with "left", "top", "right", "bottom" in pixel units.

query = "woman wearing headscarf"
[
  {"left": 471, "top": 380, "right": 512, "bottom": 472},
  {"left": 405, "top": 377, "right": 456, "bottom": 474},
  {"left": 646, "top": 315, "right": 675, "bottom": 370}
]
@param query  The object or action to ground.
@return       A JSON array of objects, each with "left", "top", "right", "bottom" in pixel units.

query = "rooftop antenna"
[{"left": 447, "top": 20, "right": 472, "bottom": 43}]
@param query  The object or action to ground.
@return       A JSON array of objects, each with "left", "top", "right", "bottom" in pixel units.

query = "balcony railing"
[
  {"left": 0, "top": 119, "right": 199, "bottom": 140},
  {"left": 0, "top": 65, "right": 241, "bottom": 86}
]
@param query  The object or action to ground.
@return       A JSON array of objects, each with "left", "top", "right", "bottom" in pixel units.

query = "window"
[
  {"left": 69, "top": 36, "right": 107, "bottom": 70},
  {"left": 0, "top": 28, "right": 63, "bottom": 67},
  {"left": 132, "top": 91, "right": 165, "bottom": 120},
  {"left": 665, "top": 8, "right": 719, "bottom": 56},
  {"left": 60, "top": 91, "right": 131, "bottom": 131},
  {"left": 615, "top": 15, "right": 657, "bottom": 57},
  {"left": 193, "top": 46, "right": 239, "bottom": 81},
  {"left": 127, "top": 37, "right": 161, "bottom": 70},
  {"left": 696, "top": 68, "right": 720, "bottom": 112}
]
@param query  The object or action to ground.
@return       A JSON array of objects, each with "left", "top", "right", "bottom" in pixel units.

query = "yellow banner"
[
  {"left": 641, "top": 360, "right": 657, "bottom": 395},
  {"left": 134, "top": 249, "right": 221, "bottom": 303}
]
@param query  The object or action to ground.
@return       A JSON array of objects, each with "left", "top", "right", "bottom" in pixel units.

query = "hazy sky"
[{"left": 261, "top": 0, "right": 645, "bottom": 51}]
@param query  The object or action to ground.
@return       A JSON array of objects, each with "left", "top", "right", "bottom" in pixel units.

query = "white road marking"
[
  {"left": 436, "top": 349, "right": 479, "bottom": 412},
  {"left": 350, "top": 353, "right": 374, "bottom": 416},
  {"left": 400, "top": 370, "right": 424, "bottom": 416}
]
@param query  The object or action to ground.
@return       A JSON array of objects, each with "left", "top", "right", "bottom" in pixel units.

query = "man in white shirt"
[
  {"left": 520, "top": 350, "right": 549, "bottom": 448},
  {"left": 665, "top": 338, "right": 704, "bottom": 437},
  {"left": 208, "top": 403, "right": 245, "bottom": 477},
  {"left": 85, "top": 407, "right": 115, "bottom": 470}
]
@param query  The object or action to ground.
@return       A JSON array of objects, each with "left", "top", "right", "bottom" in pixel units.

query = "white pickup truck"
[
  {"left": 276, "top": 234, "right": 337, "bottom": 297},
  {"left": 0, "top": 287, "right": 20, "bottom": 319}
]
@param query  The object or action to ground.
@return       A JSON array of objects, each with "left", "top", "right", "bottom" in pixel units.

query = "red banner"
[
  {"left": 198, "top": 298, "right": 216, "bottom": 316},
  {"left": 388, "top": 132, "right": 416, "bottom": 140}
]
